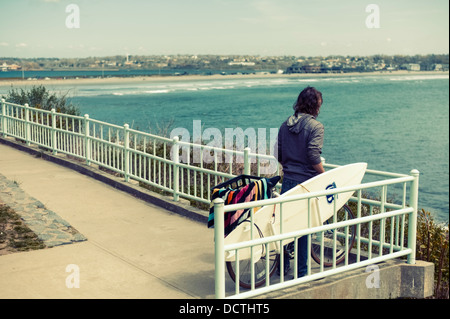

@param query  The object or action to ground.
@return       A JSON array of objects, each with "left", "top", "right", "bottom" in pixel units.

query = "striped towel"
[{"left": 208, "top": 178, "right": 271, "bottom": 237}]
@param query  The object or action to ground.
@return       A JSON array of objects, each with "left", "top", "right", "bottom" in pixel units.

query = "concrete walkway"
[
  {"left": 0, "top": 143, "right": 218, "bottom": 298},
  {"left": 0, "top": 141, "right": 435, "bottom": 300}
]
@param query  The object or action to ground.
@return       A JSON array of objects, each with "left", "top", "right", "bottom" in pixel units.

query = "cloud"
[
  {"left": 251, "top": 0, "right": 296, "bottom": 23},
  {"left": 15, "top": 43, "right": 28, "bottom": 48},
  {"left": 67, "top": 44, "right": 85, "bottom": 49},
  {"left": 0, "top": 42, "right": 9, "bottom": 47}
]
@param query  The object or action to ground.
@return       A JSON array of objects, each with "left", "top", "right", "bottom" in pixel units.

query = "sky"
[{"left": 0, "top": 0, "right": 448, "bottom": 58}]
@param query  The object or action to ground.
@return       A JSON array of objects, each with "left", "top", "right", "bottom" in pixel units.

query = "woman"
[{"left": 275, "top": 86, "right": 325, "bottom": 277}]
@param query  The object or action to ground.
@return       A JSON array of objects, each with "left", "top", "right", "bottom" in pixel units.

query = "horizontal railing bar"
[
  {"left": 6, "top": 132, "right": 25, "bottom": 139},
  {"left": 178, "top": 140, "right": 246, "bottom": 156},
  {"left": 127, "top": 175, "right": 175, "bottom": 194},
  {"left": 89, "top": 136, "right": 125, "bottom": 147},
  {"left": 126, "top": 148, "right": 174, "bottom": 165},
  {"left": 88, "top": 117, "right": 124, "bottom": 129},
  {"left": 364, "top": 168, "right": 410, "bottom": 178},
  {"left": 228, "top": 249, "right": 412, "bottom": 299},
  {"left": 4, "top": 101, "right": 30, "bottom": 108},
  {"left": 348, "top": 196, "right": 405, "bottom": 210},
  {"left": 177, "top": 162, "right": 233, "bottom": 177},
  {"left": 54, "top": 127, "right": 84, "bottom": 136},
  {"left": 53, "top": 114, "right": 85, "bottom": 121},
  {"left": 3, "top": 115, "right": 27, "bottom": 122},
  {"left": 176, "top": 192, "right": 210, "bottom": 204},
  {"left": 221, "top": 176, "right": 414, "bottom": 213},
  {"left": 224, "top": 207, "right": 413, "bottom": 251},
  {"left": 358, "top": 235, "right": 404, "bottom": 250},
  {"left": 57, "top": 150, "right": 85, "bottom": 160},
  {"left": 128, "top": 128, "right": 174, "bottom": 143},
  {"left": 324, "top": 163, "right": 409, "bottom": 178}
]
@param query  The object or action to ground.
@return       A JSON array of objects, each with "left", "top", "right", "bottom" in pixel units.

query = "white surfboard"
[{"left": 224, "top": 162, "right": 367, "bottom": 262}]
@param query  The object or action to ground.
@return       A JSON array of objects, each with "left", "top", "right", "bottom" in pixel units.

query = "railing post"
[
  {"left": 244, "top": 147, "right": 250, "bottom": 175},
  {"left": 124, "top": 124, "right": 130, "bottom": 182},
  {"left": 407, "top": 169, "right": 420, "bottom": 264},
  {"left": 24, "top": 103, "right": 31, "bottom": 145},
  {"left": 51, "top": 109, "right": 57, "bottom": 154},
  {"left": 172, "top": 136, "right": 180, "bottom": 201},
  {"left": 84, "top": 114, "right": 91, "bottom": 165},
  {"left": 214, "top": 198, "right": 225, "bottom": 299},
  {"left": 1, "top": 99, "right": 6, "bottom": 137}
]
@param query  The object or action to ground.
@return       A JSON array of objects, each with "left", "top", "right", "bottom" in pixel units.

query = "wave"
[
  {"left": 70, "top": 74, "right": 448, "bottom": 97},
  {"left": 389, "top": 74, "right": 449, "bottom": 81},
  {"left": 296, "top": 78, "right": 319, "bottom": 82},
  {"left": 144, "top": 89, "right": 171, "bottom": 94},
  {"left": 211, "top": 86, "right": 233, "bottom": 90}
]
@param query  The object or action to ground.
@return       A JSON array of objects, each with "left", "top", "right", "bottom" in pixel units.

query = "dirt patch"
[{"left": 0, "top": 203, "right": 46, "bottom": 256}]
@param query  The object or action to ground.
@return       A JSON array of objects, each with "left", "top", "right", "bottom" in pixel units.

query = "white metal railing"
[
  {"left": 213, "top": 169, "right": 419, "bottom": 298},
  {"left": 0, "top": 100, "right": 420, "bottom": 299},
  {"left": 0, "top": 99, "right": 278, "bottom": 205}
]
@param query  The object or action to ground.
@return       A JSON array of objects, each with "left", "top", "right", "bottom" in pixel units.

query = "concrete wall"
[{"left": 259, "top": 259, "right": 434, "bottom": 299}]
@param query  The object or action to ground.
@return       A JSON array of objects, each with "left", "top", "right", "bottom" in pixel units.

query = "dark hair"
[{"left": 293, "top": 86, "right": 323, "bottom": 117}]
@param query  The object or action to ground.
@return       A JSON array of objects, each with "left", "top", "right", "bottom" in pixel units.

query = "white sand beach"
[{"left": 0, "top": 70, "right": 447, "bottom": 89}]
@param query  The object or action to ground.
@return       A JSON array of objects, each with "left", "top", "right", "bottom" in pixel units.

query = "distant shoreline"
[{"left": 0, "top": 70, "right": 448, "bottom": 88}]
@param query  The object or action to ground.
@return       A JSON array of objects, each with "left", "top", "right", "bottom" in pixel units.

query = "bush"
[
  {"left": 416, "top": 209, "right": 449, "bottom": 299},
  {"left": 2, "top": 85, "right": 80, "bottom": 116},
  {"left": 347, "top": 197, "right": 448, "bottom": 299}
]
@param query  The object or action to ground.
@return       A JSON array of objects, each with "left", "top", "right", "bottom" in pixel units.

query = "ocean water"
[{"left": 2, "top": 73, "right": 449, "bottom": 222}]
